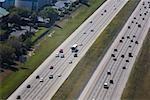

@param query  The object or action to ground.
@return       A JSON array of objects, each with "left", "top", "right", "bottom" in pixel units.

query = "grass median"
[
  {"left": 121, "top": 30, "right": 150, "bottom": 100},
  {"left": 52, "top": 0, "right": 141, "bottom": 100},
  {"left": 0, "top": 0, "right": 106, "bottom": 99}
]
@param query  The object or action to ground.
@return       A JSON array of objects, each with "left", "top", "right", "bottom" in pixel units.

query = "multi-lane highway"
[
  {"left": 7, "top": 0, "right": 129, "bottom": 100},
  {"left": 79, "top": 0, "right": 150, "bottom": 100}
]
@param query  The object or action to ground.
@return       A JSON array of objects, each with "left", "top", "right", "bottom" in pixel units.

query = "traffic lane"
[
  {"left": 96, "top": 2, "right": 150, "bottom": 99},
  {"left": 78, "top": 0, "right": 149, "bottom": 99},
  {"left": 79, "top": 1, "right": 145, "bottom": 98},
  {"left": 108, "top": 9, "right": 149, "bottom": 98},
  {"left": 93, "top": 3, "right": 148, "bottom": 99},
  {"left": 84, "top": 8, "right": 141, "bottom": 100},
  {"left": 22, "top": 0, "right": 126, "bottom": 99}
]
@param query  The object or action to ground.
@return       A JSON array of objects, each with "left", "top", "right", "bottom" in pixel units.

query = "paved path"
[
  {"left": 78, "top": 0, "right": 150, "bottom": 100},
  {"left": 7, "top": 0, "right": 128, "bottom": 100}
]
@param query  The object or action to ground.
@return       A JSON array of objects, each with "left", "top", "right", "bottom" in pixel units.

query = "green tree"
[
  {"left": 8, "top": 12, "right": 21, "bottom": 24},
  {"left": 0, "top": 43, "right": 15, "bottom": 66},
  {"left": 39, "top": 6, "right": 59, "bottom": 23},
  {"left": 9, "top": 7, "right": 31, "bottom": 18},
  {"left": 7, "top": 37, "right": 26, "bottom": 59}
]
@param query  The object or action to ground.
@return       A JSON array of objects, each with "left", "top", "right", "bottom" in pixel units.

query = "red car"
[{"left": 59, "top": 49, "right": 63, "bottom": 53}]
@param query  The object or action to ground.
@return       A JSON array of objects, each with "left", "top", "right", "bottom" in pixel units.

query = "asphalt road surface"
[
  {"left": 78, "top": 0, "right": 150, "bottom": 100},
  {"left": 7, "top": 0, "right": 128, "bottom": 100}
]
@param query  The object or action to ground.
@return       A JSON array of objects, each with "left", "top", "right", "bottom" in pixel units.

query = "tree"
[
  {"left": 9, "top": 7, "right": 31, "bottom": 18},
  {"left": 0, "top": 43, "right": 15, "bottom": 66},
  {"left": 23, "top": 38, "right": 32, "bottom": 50},
  {"left": 7, "top": 36, "right": 26, "bottom": 59},
  {"left": 8, "top": 12, "right": 21, "bottom": 25},
  {"left": 39, "top": 6, "right": 59, "bottom": 23}
]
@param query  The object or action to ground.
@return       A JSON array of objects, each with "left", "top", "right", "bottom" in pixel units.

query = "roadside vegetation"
[
  {"left": 31, "top": 27, "right": 48, "bottom": 42},
  {"left": 52, "top": 0, "right": 141, "bottom": 99},
  {"left": 0, "top": 0, "right": 106, "bottom": 99},
  {"left": 121, "top": 30, "right": 150, "bottom": 100}
]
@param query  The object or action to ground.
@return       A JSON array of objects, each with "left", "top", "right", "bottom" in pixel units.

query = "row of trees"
[{"left": 0, "top": 36, "right": 32, "bottom": 68}]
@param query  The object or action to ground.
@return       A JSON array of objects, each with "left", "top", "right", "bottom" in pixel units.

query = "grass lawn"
[
  {"left": 52, "top": 0, "right": 141, "bottom": 100},
  {"left": 31, "top": 27, "right": 48, "bottom": 42},
  {"left": 121, "top": 30, "right": 150, "bottom": 100},
  {"left": 0, "top": 0, "right": 106, "bottom": 99}
]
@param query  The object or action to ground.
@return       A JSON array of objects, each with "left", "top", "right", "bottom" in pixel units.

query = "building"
[
  {"left": 0, "top": 7, "right": 9, "bottom": 40},
  {"left": 15, "top": 0, "right": 56, "bottom": 11},
  {"left": 0, "top": 0, "right": 15, "bottom": 8},
  {"left": 0, "top": 7, "right": 9, "bottom": 22}
]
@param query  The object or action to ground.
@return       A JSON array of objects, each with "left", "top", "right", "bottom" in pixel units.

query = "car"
[
  {"left": 55, "top": 53, "right": 59, "bottom": 57},
  {"left": 49, "top": 75, "right": 53, "bottom": 79},
  {"left": 49, "top": 66, "right": 54, "bottom": 69},
  {"left": 91, "top": 29, "right": 94, "bottom": 32},
  {"left": 135, "top": 41, "right": 139, "bottom": 44},
  {"left": 111, "top": 54, "right": 115, "bottom": 57},
  {"left": 122, "top": 66, "right": 126, "bottom": 69},
  {"left": 27, "top": 85, "right": 31, "bottom": 88},
  {"left": 127, "top": 36, "right": 130, "bottom": 39},
  {"left": 16, "top": 95, "right": 21, "bottom": 99},
  {"left": 128, "top": 26, "right": 131, "bottom": 29},
  {"left": 74, "top": 53, "right": 78, "bottom": 57},
  {"left": 104, "top": 82, "right": 109, "bottom": 89},
  {"left": 119, "top": 40, "right": 123, "bottom": 43},
  {"left": 40, "top": 77, "right": 44, "bottom": 82},
  {"left": 74, "top": 49, "right": 79, "bottom": 52},
  {"left": 128, "top": 45, "right": 132, "bottom": 48},
  {"left": 114, "top": 49, "right": 118, "bottom": 52},
  {"left": 122, "top": 36, "right": 125, "bottom": 39},
  {"left": 69, "top": 60, "right": 72, "bottom": 64},
  {"left": 126, "top": 60, "right": 129, "bottom": 62},
  {"left": 59, "top": 49, "right": 63, "bottom": 53},
  {"left": 36, "top": 75, "right": 40, "bottom": 79},
  {"left": 113, "top": 58, "right": 117, "bottom": 61},
  {"left": 61, "top": 54, "right": 65, "bottom": 58},
  {"left": 129, "top": 53, "right": 133, "bottom": 57},
  {"left": 107, "top": 70, "right": 111, "bottom": 75},
  {"left": 58, "top": 75, "right": 62, "bottom": 77},
  {"left": 110, "top": 80, "right": 114, "bottom": 84},
  {"left": 138, "top": 24, "right": 141, "bottom": 28},
  {"left": 121, "top": 54, "right": 124, "bottom": 58}
]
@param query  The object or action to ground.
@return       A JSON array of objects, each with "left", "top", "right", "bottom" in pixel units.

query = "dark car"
[
  {"left": 74, "top": 54, "right": 78, "bottom": 57},
  {"left": 49, "top": 75, "right": 53, "bottom": 79}
]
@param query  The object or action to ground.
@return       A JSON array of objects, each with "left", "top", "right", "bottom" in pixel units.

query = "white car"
[
  {"left": 55, "top": 53, "right": 59, "bottom": 57},
  {"left": 40, "top": 77, "right": 44, "bottom": 82},
  {"left": 104, "top": 82, "right": 109, "bottom": 89}
]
